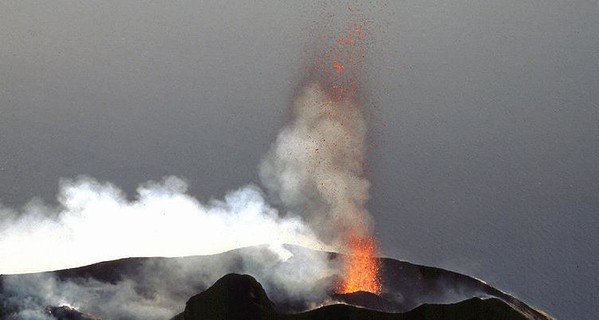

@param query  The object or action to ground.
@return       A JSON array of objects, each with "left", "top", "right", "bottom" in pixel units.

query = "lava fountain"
[
  {"left": 338, "top": 230, "right": 381, "bottom": 294},
  {"left": 260, "top": 11, "right": 381, "bottom": 295},
  {"left": 325, "top": 23, "right": 381, "bottom": 295}
]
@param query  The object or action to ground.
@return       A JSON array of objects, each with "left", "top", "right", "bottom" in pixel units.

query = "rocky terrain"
[{"left": 0, "top": 245, "right": 553, "bottom": 319}]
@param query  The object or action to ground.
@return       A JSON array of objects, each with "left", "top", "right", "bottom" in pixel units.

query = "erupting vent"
[{"left": 338, "top": 231, "right": 381, "bottom": 294}]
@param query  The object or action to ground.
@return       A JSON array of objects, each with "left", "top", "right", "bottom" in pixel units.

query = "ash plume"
[{"left": 259, "top": 84, "right": 372, "bottom": 247}]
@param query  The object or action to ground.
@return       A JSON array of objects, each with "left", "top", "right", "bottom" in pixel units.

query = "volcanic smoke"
[
  {"left": 0, "top": 6, "right": 381, "bottom": 298},
  {"left": 260, "top": 23, "right": 381, "bottom": 294}
]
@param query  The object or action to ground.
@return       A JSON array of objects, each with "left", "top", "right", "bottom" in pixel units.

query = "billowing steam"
[
  {"left": 0, "top": 176, "right": 338, "bottom": 319},
  {"left": 0, "top": 83, "right": 375, "bottom": 275},
  {"left": 1, "top": 18, "right": 380, "bottom": 320},
  {"left": 0, "top": 176, "right": 325, "bottom": 274},
  {"left": 0, "top": 82, "right": 378, "bottom": 317}
]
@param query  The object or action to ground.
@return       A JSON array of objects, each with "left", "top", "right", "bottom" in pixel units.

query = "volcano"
[
  {"left": 0, "top": 245, "right": 552, "bottom": 320},
  {"left": 181, "top": 273, "right": 530, "bottom": 320}
]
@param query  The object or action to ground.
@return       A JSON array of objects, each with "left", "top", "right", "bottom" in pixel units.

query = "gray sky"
[{"left": 1, "top": 1, "right": 597, "bottom": 319}]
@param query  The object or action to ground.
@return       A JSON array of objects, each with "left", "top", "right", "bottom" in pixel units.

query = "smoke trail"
[
  {"left": 259, "top": 82, "right": 372, "bottom": 247},
  {"left": 0, "top": 176, "right": 326, "bottom": 274}
]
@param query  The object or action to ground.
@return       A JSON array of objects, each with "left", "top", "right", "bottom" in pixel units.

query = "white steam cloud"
[
  {"left": 0, "top": 176, "right": 326, "bottom": 274},
  {"left": 1, "top": 82, "right": 369, "bottom": 275},
  {"left": 0, "top": 82, "right": 371, "bottom": 318}
]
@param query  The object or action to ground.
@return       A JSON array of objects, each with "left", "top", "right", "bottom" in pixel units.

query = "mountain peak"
[{"left": 183, "top": 274, "right": 276, "bottom": 320}]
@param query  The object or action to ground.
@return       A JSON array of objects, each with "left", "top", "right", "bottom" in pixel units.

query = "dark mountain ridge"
[
  {"left": 0, "top": 245, "right": 553, "bottom": 320},
  {"left": 181, "top": 273, "right": 530, "bottom": 320}
]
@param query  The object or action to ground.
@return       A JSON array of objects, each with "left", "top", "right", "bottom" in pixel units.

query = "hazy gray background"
[{"left": 1, "top": 1, "right": 597, "bottom": 319}]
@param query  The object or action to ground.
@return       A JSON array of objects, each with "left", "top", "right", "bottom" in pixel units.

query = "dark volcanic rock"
[
  {"left": 0, "top": 245, "right": 553, "bottom": 320},
  {"left": 183, "top": 273, "right": 276, "bottom": 320},
  {"left": 294, "top": 297, "right": 528, "bottom": 320},
  {"left": 183, "top": 274, "right": 530, "bottom": 320},
  {"left": 404, "top": 297, "right": 528, "bottom": 320}
]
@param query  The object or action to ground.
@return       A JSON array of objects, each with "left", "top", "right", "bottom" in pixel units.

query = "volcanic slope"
[
  {"left": 182, "top": 273, "right": 530, "bottom": 320},
  {"left": 0, "top": 245, "right": 552, "bottom": 320}
]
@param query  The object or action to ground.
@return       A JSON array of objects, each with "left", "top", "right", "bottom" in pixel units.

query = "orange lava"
[
  {"left": 337, "top": 231, "right": 381, "bottom": 294},
  {"left": 317, "top": 14, "right": 381, "bottom": 295}
]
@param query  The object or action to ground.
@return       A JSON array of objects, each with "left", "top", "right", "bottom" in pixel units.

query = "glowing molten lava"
[
  {"left": 313, "top": 11, "right": 382, "bottom": 295},
  {"left": 338, "top": 231, "right": 381, "bottom": 294}
]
